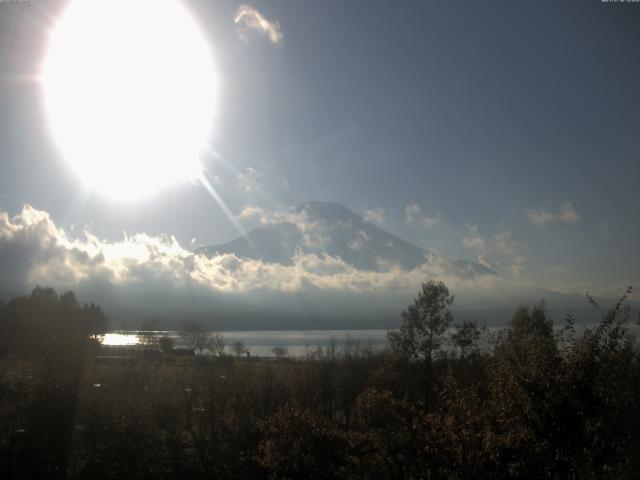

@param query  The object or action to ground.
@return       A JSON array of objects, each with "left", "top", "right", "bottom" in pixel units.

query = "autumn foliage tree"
[
  {"left": 1, "top": 285, "right": 640, "bottom": 479},
  {"left": 387, "top": 281, "right": 454, "bottom": 362}
]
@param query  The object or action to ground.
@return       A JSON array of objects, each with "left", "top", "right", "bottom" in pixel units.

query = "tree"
[
  {"left": 451, "top": 321, "right": 481, "bottom": 358},
  {"left": 211, "top": 332, "right": 226, "bottom": 357},
  {"left": 179, "top": 321, "right": 211, "bottom": 353},
  {"left": 0, "top": 287, "right": 108, "bottom": 356},
  {"left": 159, "top": 336, "right": 175, "bottom": 353},
  {"left": 271, "top": 346, "right": 288, "bottom": 359},
  {"left": 231, "top": 340, "right": 248, "bottom": 357},
  {"left": 387, "top": 281, "right": 454, "bottom": 362},
  {"left": 488, "top": 302, "right": 564, "bottom": 476}
]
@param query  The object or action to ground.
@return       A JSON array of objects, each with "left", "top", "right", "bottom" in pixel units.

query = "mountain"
[
  {"left": 93, "top": 201, "right": 629, "bottom": 329},
  {"left": 198, "top": 201, "right": 494, "bottom": 278}
]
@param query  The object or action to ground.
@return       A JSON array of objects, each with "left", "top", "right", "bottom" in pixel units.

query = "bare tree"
[
  {"left": 179, "top": 321, "right": 211, "bottom": 353},
  {"left": 231, "top": 340, "right": 248, "bottom": 357},
  {"left": 271, "top": 346, "right": 288, "bottom": 359},
  {"left": 211, "top": 332, "right": 226, "bottom": 357}
]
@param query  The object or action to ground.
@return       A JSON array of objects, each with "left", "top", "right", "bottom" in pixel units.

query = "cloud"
[
  {"left": 404, "top": 203, "right": 441, "bottom": 228},
  {"left": 509, "top": 255, "right": 528, "bottom": 278},
  {"left": 238, "top": 205, "right": 265, "bottom": 220},
  {"left": 494, "top": 230, "right": 522, "bottom": 257},
  {"left": 553, "top": 281, "right": 640, "bottom": 302},
  {"left": 405, "top": 204, "right": 420, "bottom": 224},
  {"left": 348, "top": 230, "right": 371, "bottom": 251},
  {"left": 4, "top": 206, "right": 617, "bottom": 324},
  {"left": 528, "top": 202, "right": 581, "bottom": 227},
  {"left": 541, "top": 264, "right": 574, "bottom": 275},
  {"left": 461, "top": 226, "right": 528, "bottom": 280},
  {"left": 462, "top": 224, "right": 487, "bottom": 253},
  {"left": 234, "top": 5, "right": 283, "bottom": 44},
  {"left": 362, "top": 207, "right": 388, "bottom": 226},
  {"left": 477, "top": 253, "right": 496, "bottom": 270},
  {"left": 236, "top": 166, "right": 262, "bottom": 194},
  {"left": 601, "top": 222, "right": 612, "bottom": 240},
  {"left": 0, "top": 206, "right": 501, "bottom": 300}
]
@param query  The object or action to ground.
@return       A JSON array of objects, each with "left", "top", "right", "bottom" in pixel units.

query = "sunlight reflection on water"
[
  {"left": 102, "top": 333, "right": 141, "bottom": 346},
  {"left": 99, "top": 330, "right": 388, "bottom": 357},
  {"left": 97, "top": 323, "right": 640, "bottom": 357}
]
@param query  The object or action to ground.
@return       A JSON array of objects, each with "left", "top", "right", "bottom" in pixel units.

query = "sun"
[{"left": 42, "top": 0, "right": 217, "bottom": 200}]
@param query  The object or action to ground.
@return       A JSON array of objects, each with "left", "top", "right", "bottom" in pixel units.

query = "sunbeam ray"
[{"left": 196, "top": 172, "right": 258, "bottom": 254}]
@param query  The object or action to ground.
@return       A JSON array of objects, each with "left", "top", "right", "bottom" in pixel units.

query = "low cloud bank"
[
  {"left": 0, "top": 206, "right": 627, "bottom": 327},
  {"left": 0, "top": 206, "right": 500, "bottom": 293}
]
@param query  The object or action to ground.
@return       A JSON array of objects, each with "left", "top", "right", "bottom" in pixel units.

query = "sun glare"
[{"left": 42, "top": 0, "right": 217, "bottom": 200}]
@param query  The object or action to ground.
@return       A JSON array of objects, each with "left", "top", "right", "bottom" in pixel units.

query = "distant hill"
[{"left": 198, "top": 201, "right": 494, "bottom": 278}]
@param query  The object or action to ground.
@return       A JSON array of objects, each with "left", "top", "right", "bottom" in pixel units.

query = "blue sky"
[{"left": 0, "top": 0, "right": 638, "bottom": 300}]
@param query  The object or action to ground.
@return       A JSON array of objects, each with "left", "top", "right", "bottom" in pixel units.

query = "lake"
[
  {"left": 102, "top": 329, "right": 391, "bottom": 357},
  {"left": 102, "top": 323, "right": 633, "bottom": 358}
]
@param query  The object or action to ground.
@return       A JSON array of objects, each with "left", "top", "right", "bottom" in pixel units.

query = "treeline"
[
  {"left": 0, "top": 286, "right": 108, "bottom": 357},
  {"left": 0, "top": 283, "right": 639, "bottom": 478}
]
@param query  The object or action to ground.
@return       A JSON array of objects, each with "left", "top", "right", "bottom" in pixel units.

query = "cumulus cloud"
[
  {"left": 494, "top": 230, "right": 522, "bottom": 257},
  {"left": 404, "top": 204, "right": 441, "bottom": 228},
  {"left": 362, "top": 207, "right": 388, "bottom": 226},
  {"left": 238, "top": 205, "right": 265, "bottom": 220},
  {"left": 509, "top": 255, "right": 528, "bottom": 278},
  {"left": 348, "top": 230, "right": 371, "bottom": 251},
  {"left": 5, "top": 205, "right": 614, "bottom": 325},
  {"left": 0, "top": 206, "right": 503, "bottom": 299},
  {"left": 462, "top": 224, "right": 487, "bottom": 253},
  {"left": 528, "top": 202, "right": 581, "bottom": 227},
  {"left": 234, "top": 5, "right": 283, "bottom": 44},
  {"left": 461, "top": 225, "right": 529, "bottom": 280}
]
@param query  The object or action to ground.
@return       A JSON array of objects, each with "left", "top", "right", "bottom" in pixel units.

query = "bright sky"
[{"left": 0, "top": 0, "right": 638, "bottom": 301}]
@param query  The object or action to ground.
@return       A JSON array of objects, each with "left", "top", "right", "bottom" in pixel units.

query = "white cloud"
[
  {"left": 558, "top": 203, "right": 581, "bottom": 223},
  {"left": 528, "top": 202, "right": 581, "bottom": 227},
  {"left": 7, "top": 205, "right": 622, "bottom": 323},
  {"left": 234, "top": 5, "right": 283, "bottom": 44},
  {"left": 477, "top": 254, "right": 496, "bottom": 270},
  {"left": 362, "top": 207, "right": 388, "bottom": 226},
  {"left": 0, "top": 206, "right": 502, "bottom": 300},
  {"left": 601, "top": 222, "right": 612, "bottom": 240},
  {"left": 404, "top": 203, "right": 441, "bottom": 228},
  {"left": 461, "top": 226, "right": 529, "bottom": 279},
  {"left": 528, "top": 210, "right": 555, "bottom": 226},
  {"left": 348, "top": 230, "right": 371, "bottom": 250},
  {"left": 238, "top": 205, "right": 265, "bottom": 220},
  {"left": 462, "top": 224, "right": 487, "bottom": 253},
  {"left": 236, "top": 166, "right": 262, "bottom": 194},
  {"left": 509, "top": 255, "right": 528, "bottom": 278},
  {"left": 494, "top": 230, "right": 522, "bottom": 257},
  {"left": 405, "top": 204, "right": 420, "bottom": 224}
]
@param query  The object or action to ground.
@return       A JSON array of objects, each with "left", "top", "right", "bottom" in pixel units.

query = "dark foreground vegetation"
[{"left": 1, "top": 284, "right": 640, "bottom": 479}]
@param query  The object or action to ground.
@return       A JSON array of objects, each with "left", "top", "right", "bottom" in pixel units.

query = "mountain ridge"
[{"left": 198, "top": 201, "right": 494, "bottom": 278}]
